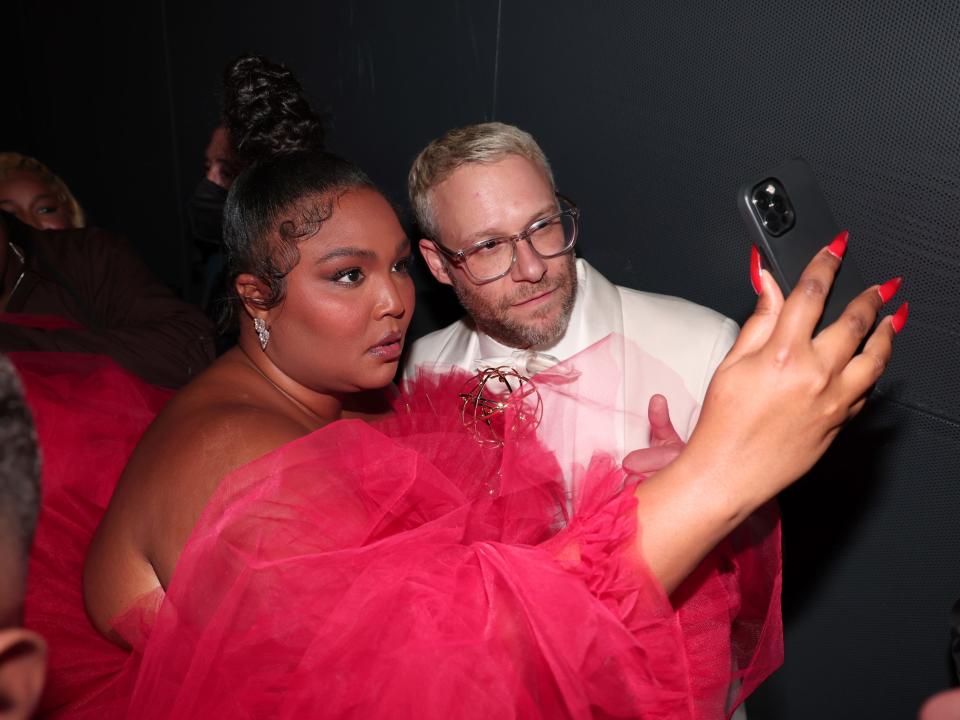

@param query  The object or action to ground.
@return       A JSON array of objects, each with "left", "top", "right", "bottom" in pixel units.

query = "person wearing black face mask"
[
  {"left": 188, "top": 124, "right": 234, "bottom": 319},
  {"left": 189, "top": 176, "right": 228, "bottom": 251},
  {"left": 189, "top": 56, "right": 327, "bottom": 341},
  {"left": 190, "top": 124, "right": 233, "bottom": 249}
]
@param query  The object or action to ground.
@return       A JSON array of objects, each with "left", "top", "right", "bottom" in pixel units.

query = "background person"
[
  {"left": 189, "top": 54, "right": 328, "bottom": 322},
  {"left": 0, "top": 152, "right": 215, "bottom": 387},
  {"left": 0, "top": 152, "right": 85, "bottom": 231}
]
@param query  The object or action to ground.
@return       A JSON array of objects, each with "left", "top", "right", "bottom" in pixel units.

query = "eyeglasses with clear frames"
[{"left": 431, "top": 194, "right": 580, "bottom": 284}]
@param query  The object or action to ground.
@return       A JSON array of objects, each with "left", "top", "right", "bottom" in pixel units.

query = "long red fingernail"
[
  {"left": 877, "top": 276, "right": 902, "bottom": 304},
  {"left": 890, "top": 302, "right": 909, "bottom": 334},
  {"left": 827, "top": 230, "right": 849, "bottom": 259},
  {"left": 750, "top": 245, "right": 763, "bottom": 295}
]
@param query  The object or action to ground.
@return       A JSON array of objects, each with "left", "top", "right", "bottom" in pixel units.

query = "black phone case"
[{"left": 737, "top": 157, "right": 867, "bottom": 331}]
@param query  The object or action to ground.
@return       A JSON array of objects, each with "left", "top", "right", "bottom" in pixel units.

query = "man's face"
[
  {"left": 424, "top": 155, "right": 577, "bottom": 349},
  {"left": 204, "top": 126, "right": 238, "bottom": 188}
]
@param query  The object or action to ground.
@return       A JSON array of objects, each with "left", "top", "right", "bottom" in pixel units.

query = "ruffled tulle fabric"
[
  {"left": 19, "top": 333, "right": 781, "bottom": 719},
  {"left": 11, "top": 345, "right": 172, "bottom": 718}
]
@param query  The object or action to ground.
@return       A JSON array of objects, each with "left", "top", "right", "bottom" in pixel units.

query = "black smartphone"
[{"left": 737, "top": 157, "right": 867, "bottom": 332}]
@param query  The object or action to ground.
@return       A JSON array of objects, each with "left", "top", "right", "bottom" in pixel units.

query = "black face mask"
[{"left": 187, "top": 178, "right": 228, "bottom": 248}]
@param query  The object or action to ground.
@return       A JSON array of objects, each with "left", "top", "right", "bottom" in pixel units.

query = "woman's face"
[
  {"left": 0, "top": 170, "right": 75, "bottom": 230},
  {"left": 262, "top": 188, "right": 415, "bottom": 394}
]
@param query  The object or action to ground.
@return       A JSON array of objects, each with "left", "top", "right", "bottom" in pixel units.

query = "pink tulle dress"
[{"left": 14, "top": 328, "right": 782, "bottom": 719}]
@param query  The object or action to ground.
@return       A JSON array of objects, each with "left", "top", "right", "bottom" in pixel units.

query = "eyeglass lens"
[{"left": 464, "top": 212, "right": 576, "bottom": 281}]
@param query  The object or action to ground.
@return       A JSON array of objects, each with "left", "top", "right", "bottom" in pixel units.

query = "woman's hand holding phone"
[
  {"left": 634, "top": 236, "right": 906, "bottom": 593},
  {"left": 688, "top": 237, "right": 905, "bottom": 518}
]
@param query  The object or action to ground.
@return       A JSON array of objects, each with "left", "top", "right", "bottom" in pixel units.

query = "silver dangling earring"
[{"left": 253, "top": 317, "right": 270, "bottom": 351}]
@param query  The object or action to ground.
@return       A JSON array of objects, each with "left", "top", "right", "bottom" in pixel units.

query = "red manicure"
[
  {"left": 750, "top": 245, "right": 763, "bottom": 295},
  {"left": 827, "top": 230, "right": 849, "bottom": 260},
  {"left": 877, "top": 276, "right": 902, "bottom": 304},
  {"left": 890, "top": 302, "right": 909, "bottom": 334}
]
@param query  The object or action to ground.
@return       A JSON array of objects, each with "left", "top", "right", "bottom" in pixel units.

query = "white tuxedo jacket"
[{"left": 404, "top": 259, "right": 738, "bottom": 465}]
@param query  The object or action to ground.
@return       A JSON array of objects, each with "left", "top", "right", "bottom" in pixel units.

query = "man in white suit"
[
  {"left": 404, "top": 122, "right": 738, "bottom": 464},
  {"left": 404, "top": 120, "right": 750, "bottom": 718}
]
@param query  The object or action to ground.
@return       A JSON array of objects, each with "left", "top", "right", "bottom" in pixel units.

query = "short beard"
[{"left": 448, "top": 253, "right": 578, "bottom": 349}]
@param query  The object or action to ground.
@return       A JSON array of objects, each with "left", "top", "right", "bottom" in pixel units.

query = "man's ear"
[
  {"left": 0, "top": 628, "right": 46, "bottom": 720},
  {"left": 234, "top": 273, "right": 272, "bottom": 319},
  {"left": 418, "top": 239, "right": 454, "bottom": 287}
]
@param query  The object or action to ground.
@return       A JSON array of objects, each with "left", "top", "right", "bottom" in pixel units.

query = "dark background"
[{"left": 4, "top": 2, "right": 959, "bottom": 717}]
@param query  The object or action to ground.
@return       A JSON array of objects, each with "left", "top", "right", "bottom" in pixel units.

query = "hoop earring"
[{"left": 253, "top": 317, "right": 270, "bottom": 351}]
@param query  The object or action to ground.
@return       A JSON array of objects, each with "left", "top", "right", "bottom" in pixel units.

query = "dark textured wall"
[
  {"left": 5, "top": 2, "right": 959, "bottom": 717},
  {"left": 4, "top": 2, "right": 186, "bottom": 290}
]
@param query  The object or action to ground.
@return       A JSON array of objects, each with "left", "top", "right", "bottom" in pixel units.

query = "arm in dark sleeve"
[{"left": 0, "top": 226, "right": 215, "bottom": 388}]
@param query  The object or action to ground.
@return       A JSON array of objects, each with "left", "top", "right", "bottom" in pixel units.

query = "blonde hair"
[
  {"left": 408, "top": 122, "right": 555, "bottom": 242},
  {"left": 0, "top": 152, "right": 86, "bottom": 228}
]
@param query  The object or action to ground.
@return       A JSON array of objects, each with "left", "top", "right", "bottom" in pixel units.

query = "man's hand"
[{"left": 622, "top": 394, "right": 685, "bottom": 479}]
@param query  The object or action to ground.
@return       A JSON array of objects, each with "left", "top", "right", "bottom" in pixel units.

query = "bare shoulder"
[
  {"left": 121, "top": 360, "right": 309, "bottom": 533},
  {"left": 137, "top": 378, "right": 307, "bottom": 485},
  {"left": 84, "top": 353, "right": 311, "bottom": 641},
  {"left": 100, "top": 353, "right": 311, "bottom": 576}
]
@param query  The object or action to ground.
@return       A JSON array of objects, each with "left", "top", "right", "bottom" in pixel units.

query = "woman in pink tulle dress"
[{"left": 19, "top": 149, "right": 900, "bottom": 719}]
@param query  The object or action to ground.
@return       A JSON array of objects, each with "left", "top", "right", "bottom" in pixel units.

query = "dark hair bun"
[{"left": 222, "top": 55, "right": 327, "bottom": 167}]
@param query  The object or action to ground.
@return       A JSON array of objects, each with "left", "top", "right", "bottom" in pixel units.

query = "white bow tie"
[{"left": 473, "top": 350, "right": 566, "bottom": 377}]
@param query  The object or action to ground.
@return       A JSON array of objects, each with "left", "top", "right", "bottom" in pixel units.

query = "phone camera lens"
[
  {"left": 757, "top": 188, "right": 776, "bottom": 207},
  {"left": 764, "top": 212, "right": 782, "bottom": 233},
  {"left": 750, "top": 178, "right": 794, "bottom": 236}
]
